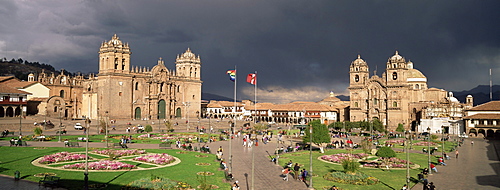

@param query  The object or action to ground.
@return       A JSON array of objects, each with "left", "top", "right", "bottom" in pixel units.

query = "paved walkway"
[{"left": 411, "top": 138, "right": 500, "bottom": 190}]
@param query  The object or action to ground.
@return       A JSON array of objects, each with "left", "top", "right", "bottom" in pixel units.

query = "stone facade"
[
  {"left": 34, "top": 34, "right": 202, "bottom": 121},
  {"left": 348, "top": 51, "right": 469, "bottom": 131}
]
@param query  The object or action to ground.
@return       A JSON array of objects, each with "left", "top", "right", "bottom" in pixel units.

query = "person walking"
[
  {"left": 282, "top": 168, "right": 290, "bottom": 181},
  {"left": 428, "top": 182, "right": 436, "bottom": 190},
  {"left": 301, "top": 169, "right": 308, "bottom": 182},
  {"left": 430, "top": 163, "right": 437, "bottom": 173},
  {"left": 455, "top": 149, "right": 459, "bottom": 159},
  {"left": 293, "top": 163, "right": 300, "bottom": 180}
]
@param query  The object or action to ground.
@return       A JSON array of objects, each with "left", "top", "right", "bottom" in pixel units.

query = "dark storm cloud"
[{"left": 0, "top": 0, "right": 499, "bottom": 103}]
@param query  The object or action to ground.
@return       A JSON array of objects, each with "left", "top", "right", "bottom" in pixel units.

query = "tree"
[
  {"left": 164, "top": 121, "right": 173, "bottom": 132},
  {"left": 33, "top": 127, "right": 43, "bottom": 136},
  {"left": 376, "top": 147, "right": 396, "bottom": 158},
  {"left": 145, "top": 125, "right": 153, "bottom": 133},
  {"left": 302, "top": 120, "right": 330, "bottom": 153},
  {"left": 396, "top": 123, "right": 405, "bottom": 132}
]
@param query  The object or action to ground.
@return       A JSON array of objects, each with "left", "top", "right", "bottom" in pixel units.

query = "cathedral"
[
  {"left": 33, "top": 34, "right": 202, "bottom": 121},
  {"left": 348, "top": 51, "right": 471, "bottom": 131}
]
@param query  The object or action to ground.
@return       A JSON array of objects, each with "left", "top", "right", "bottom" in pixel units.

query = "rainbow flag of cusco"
[{"left": 227, "top": 70, "right": 236, "bottom": 82}]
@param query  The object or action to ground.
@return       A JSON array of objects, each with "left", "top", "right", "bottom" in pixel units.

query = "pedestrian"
[
  {"left": 430, "top": 163, "right": 437, "bottom": 173},
  {"left": 293, "top": 163, "right": 300, "bottom": 180},
  {"left": 301, "top": 169, "right": 308, "bottom": 182},
  {"left": 232, "top": 181, "right": 240, "bottom": 190},
  {"left": 471, "top": 140, "right": 474, "bottom": 146},
  {"left": 455, "top": 149, "right": 459, "bottom": 159},
  {"left": 401, "top": 184, "right": 408, "bottom": 190},
  {"left": 428, "top": 182, "right": 436, "bottom": 190},
  {"left": 438, "top": 157, "right": 446, "bottom": 166},
  {"left": 422, "top": 178, "right": 429, "bottom": 190},
  {"left": 282, "top": 168, "right": 290, "bottom": 181}
]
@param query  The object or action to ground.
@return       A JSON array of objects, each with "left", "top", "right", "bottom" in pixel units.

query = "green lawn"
[
  {"left": 278, "top": 148, "right": 430, "bottom": 190},
  {"left": 0, "top": 146, "right": 229, "bottom": 190}
]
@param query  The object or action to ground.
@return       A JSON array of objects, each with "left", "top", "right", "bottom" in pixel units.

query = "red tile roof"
[
  {"left": 463, "top": 113, "right": 500, "bottom": 120},
  {"left": 467, "top": 101, "right": 500, "bottom": 111}
]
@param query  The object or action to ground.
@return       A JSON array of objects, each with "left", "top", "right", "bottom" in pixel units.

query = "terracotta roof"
[
  {"left": 0, "top": 84, "right": 32, "bottom": 94},
  {"left": 207, "top": 101, "right": 244, "bottom": 108},
  {"left": 29, "top": 97, "right": 48, "bottom": 102},
  {"left": 2, "top": 79, "right": 38, "bottom": 88},
  {"left": 463, "top": 113, "right": 500, "bottom": 120},
  {"left": 0, "top": 76, "right": 14, "bottom": 82},
  {"left": 467, "top": 101, "right": 500, "bottom": 111}
]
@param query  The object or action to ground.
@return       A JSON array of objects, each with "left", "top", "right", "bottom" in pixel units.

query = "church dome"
[
  {"left": 350, "top": 55, "right": 367, "bottom": 67},
  {"left": 176, "top": 48, "right": 201, "bottom": 63},
  {"left": 407, "top": 68, "right": 427, "bottom": 82},
  {"left": 389, "top": 51, "right": 405, "bottom": 62}
]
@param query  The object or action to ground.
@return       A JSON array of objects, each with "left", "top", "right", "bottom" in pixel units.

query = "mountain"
[
  {"left": 201, "top": 92, "right": 234, "bottom": 101},
  {"left": 452, "top": 85, "right": 500, "bottom": 106}
]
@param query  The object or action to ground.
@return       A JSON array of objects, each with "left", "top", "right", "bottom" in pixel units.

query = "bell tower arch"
[{"left": 98, "top": 34, "right": 131, "bottom": 74}]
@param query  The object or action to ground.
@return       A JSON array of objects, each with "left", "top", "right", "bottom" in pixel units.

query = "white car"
[
  {"left": 458, "top": 133, "right": 469, "bottom": 138},
  {"left": 137, "top": 125, "right": 144, "bottom": 130},
  {"left": 74, "top": 123, "right": 83, "bottom": 130}
]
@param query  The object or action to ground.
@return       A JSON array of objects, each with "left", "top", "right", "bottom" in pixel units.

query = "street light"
[
  {"left": 309, "top": 124, "right": 313, "bottom": 189},
  {"left": 59, "top": 107, "right": 63, "bottom": 142},
  {"left": 405, "top": 130, "right": 410, "bottom": 188},
  {"left": 84, "top": 117, "right": 91, "bottom": 190},
  {"left": 105, "top": 111, "right": 108, "bottom": 148},
  {"left": 427, "top": 127, "right": 431, "bottom": 174},
  {"left": 18, "top": 106, "right": 23, "bottom": 136},
  {"left": 441, "top": 126, "right": 445, "bottom": 159}
]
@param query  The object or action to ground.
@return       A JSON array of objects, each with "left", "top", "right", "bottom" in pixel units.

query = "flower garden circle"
[{"left": 32, "top": 149, "right": 181, "bottom": 172}]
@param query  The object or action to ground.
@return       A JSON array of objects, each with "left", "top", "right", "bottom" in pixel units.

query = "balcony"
[{"left": 0, "top": 100, "right": 27, "bottom": 105}]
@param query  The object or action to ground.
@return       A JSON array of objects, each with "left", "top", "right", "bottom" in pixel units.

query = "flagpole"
[
  {"left": 251, "top": 71, "right": 257, "bottom": 190},
  {"left": 229, "top": 66, "right": 236, "bottom": 174}
]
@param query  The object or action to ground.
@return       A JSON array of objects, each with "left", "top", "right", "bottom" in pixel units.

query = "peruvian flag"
[{"left": 246, "top": 73, "right": 256, "bottom": 85}]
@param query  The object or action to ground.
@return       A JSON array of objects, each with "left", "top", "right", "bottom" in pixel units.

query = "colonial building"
[
  {"left": 348, "top": 51, "right": 470, "bottom": 131},
  {"left": 33, "top": 34, "right": 202, "bottom": 121},
  {"left": 0, "top": 76, "right": 32, "bottom": 117},
  {"left": 205, "top": 92, "right": 349, "bottom": 125},
  {"left": 463, "top": 100, "right": 500, "bottom": 138}
]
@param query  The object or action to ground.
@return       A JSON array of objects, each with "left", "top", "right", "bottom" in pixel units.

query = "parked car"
[
  {"left": 137, "top": 125, "right": 144, "bottom": 130},
  {"left": 74, "top": 123, "right": 83, "bottom": 130},
  {"left": 458, "top": 133, "right": 469, "bottom": 138}
]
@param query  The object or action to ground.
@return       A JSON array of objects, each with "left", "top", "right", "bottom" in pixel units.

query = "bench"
[
  {"left": 39, "top": 175, "right": 60, "bottom": 187},
  {"left": 65, "top": 142, "right": 80, "bottom": 147},
  {"left": 159, "top": 143, "right": 172, "bottom": 149}
]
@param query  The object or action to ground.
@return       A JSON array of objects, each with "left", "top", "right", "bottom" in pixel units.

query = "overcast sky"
[{"left": 1, "top": 0, "right": 499, "bottom": 103}]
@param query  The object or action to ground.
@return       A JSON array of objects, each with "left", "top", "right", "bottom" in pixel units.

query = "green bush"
[
  {"left": 395, "top": 124, "right": 404, "bottom": 132},
  {"left": 145, "top": 125, "right": 153, "bottom": 133},
  {"left": 375, "top": 147, "right": 396, "bottom": 158},
  {"left": 341, "top": 159, "right": 360, "bottom": 174},
  {"left": 33, "top": 127, "right": 43, "bottom": 136}
]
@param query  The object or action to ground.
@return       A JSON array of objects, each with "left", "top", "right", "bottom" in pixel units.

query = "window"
[
  {"left": 122, "top": 59, "right": 126, "bottom": 70},
  {"left": 192, "top": 95, "right": 195, "bottom": 99},
  {"left": 354, "top": 102, "right": 358, "bottom": 107},
  {"left": 60, "top": 90, "right": 65, "bottom": 98},
  {"left": 354, "top": 75, "right": 359, "bottom": 82},
  {"left": 393, "top": 101, "right": 398, "bottom": 107},
  {"left": 135, "top": 82, "right": 139, "bottom": 90},
  {"left": 114, "top": 58, "right": 118, "bottom": 69},
  {"left": 415, "top": 84, "right": 420, "bottom": 89},
  {"left": 392, "top": 72, "right": 398, "bottom": 80},
  {"left": 374, "top": 98, "right": 378, "bottom": 105},
  {"left": 119, "top": 92, "right": 122, "bottom": 96}
]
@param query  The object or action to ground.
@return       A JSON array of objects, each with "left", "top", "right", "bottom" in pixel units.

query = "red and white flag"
[{"left": 246, "top": 73, "right": 256, "bottom": 85}]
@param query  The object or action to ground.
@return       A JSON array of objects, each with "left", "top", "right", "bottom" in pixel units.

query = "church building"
[
  {"left": 348, "top": 51, "right": 469, "bottom": 131},
  {"left": 33, "top": 34, "right": 202, "bottom": 121}
]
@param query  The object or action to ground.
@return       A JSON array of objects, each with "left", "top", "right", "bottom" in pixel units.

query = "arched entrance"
[
  {"left": 158, "top": 100, "right": 166, "bottom": 119},
  {"left": 134, "top": 107, "right": 141, "bottom": 120},
  {"left": 175, "top": 108, "right": 182, "bottom": 118},
  {"left": 5, "top": 107, "right": 14, "bottom": 117}
]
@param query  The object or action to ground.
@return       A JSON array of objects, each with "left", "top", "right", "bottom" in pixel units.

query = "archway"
[
  {"left": 134, "top": 107, "right": 141, "bottom": 120},
  {"left": 478, "top": 129, "right": 486, "bottom": 138},
  {"left": 175, "top": 108, "right": 182, "bottom": 118},
  {"left": 0, "top": 108, "right": 4, "bottom": 117},
  {"left": 5, "top": 107, "right": 14, "bottom": 117},
  {"left": 158, "top": 100, "right": 166, "bottom": 119},
  {"left": 486, "top": 129, "right": 494, "bottom": 138},
  {"left": 469, "top": 128, "right": 477, "bottom": 137}
]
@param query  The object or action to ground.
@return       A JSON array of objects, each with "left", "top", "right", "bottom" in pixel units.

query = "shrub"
[
  {"left": 33, "top": 127, "right": 43, "bottom": 136},
  {"left": 396, "top": 124, "right": 404, "bottom": 132},
  {"left": 123, "top": 177, "right": 183, "bottom": 189},
  {"left": 145, "top": 125, "right": 153, "bottom": 133},
  {"left": 376, "top": 147, "right": 396, "bottom": 158},
  {"left": 341, "top": 159, "right": 360, "bottom": 174}
]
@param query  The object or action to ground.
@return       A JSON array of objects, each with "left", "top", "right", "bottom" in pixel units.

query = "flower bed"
[
  {"left": 323, "top": 172, "right": 378, "bottom": 185},
  {"left": 133, "top": 153, "right": 175, "bottom": 165},
  {"left": 62, "top": 160, "right": 136, "bottom": 170},
  {"left": 93, "top": 149, "right": 146, "bottom": 156},
  {"left": 321, "top": 153, "right": 369, "bottom": 163},
  {"left": 362, "top": 157, "right": 413, "bottom": 168},
  {"left": 414, "top": 141, "right": 437, "bottom": 146},
  {"left": 38, "top": 152, "right": 88, "bottom": 164},
  {"left": 384, "top": 140, "right": 404, "bottom": 144}
]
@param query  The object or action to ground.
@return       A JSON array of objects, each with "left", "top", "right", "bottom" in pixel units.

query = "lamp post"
[
  {"left": 427, "top": 127, "right": 431, "bottom": 174},
  {"left": 405, "top": 130, "right": 410, "bottom": 188},
  {"left": 59, "top": 107, "right": 63, "bottom": 142},
  {"left": 441, "top": 126, "right": 445, "bottom": 159},
  {"left": 18, "top": 106, "right": 23, "bottom": 136},
  {"left": 105, "top": 111, "right": 108, "bottom": 148},
  {"left": 84, "top": 117, "right": 91, "bottom": 190},
  {"left": 309, "top": 124, "right": 313, "bottom": 189}
]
